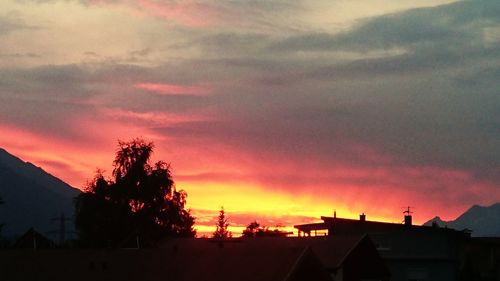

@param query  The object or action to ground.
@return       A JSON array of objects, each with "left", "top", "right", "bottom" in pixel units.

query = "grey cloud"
[
  {"left": 155, "top": 96, "right": 500, "bottom": 203},
  {"left": 306, "top": 51, "right": 455, "bottom": 79},
  {"left": 155, "top": 76, "right": 500, "bottom": 175},
  {"left": 0, "top": 96, "right": 96, "bottom": 140},
  {"left": 0, "top": 61, "right": 217, "bottom": 136},
  {"left": 0, "top": 13, "right": 38, "bottom": 35},
  {"left": 299, "top": 41, "right": 500, "bottom": 82},
  {"left": 2, "top": 0, "right": 500, "bottom": 208},
  {"left": 348, "top": 88, "right": 500, "bottom": 173},
  {"left": 172, "top": 0, "right": 500, "bottom": 85},
  {"left": 129, "top": 48, "right": 152, "bottom": 58},
  {"left": 0, "top": 64, "right": 94, "bottom": 101},
  {"left": 0, "top": 52, "right": 40, "bottom": 58},
  {"left": 5, "top": 1, "right": 499, "bottom": 187},
  {"left": 192, "top": 0, "right": 304, "bottom": 32},
  {"left": 189, "top": 32, "right": 271, "bottom": 56},
  {"left": 454, "top": 65, "right": 500, "bottom": 88},
  {"left": 271, "top": 0, "right": 500, "bottom": 53},
  {"left": 0, "top": 62, "right": 192, "bottom": 102},
  {"left": 0, "top": 63, "right": 121, "bottom": 139},
  {"left": 151, "top": 60, "right": 500, "bottom": 187}
]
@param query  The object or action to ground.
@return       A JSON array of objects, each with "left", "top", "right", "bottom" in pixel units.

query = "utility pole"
[{"left": 50, "top": 213, "right": 72, "bottom": 245}]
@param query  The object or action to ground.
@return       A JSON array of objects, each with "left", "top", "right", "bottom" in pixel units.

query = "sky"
[{"left": 1, "top": 0, "right": 500, "bottom": 235}]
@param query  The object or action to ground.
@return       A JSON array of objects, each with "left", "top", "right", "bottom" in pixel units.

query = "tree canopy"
[{"left": 75, "top": 139, "right": 195, "bottom": 247}]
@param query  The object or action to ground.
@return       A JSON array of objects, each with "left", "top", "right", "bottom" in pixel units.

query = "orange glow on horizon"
[
  {"left": 194, "top": 225, "right": 298, "bottom": 238},
  {"left": 181, "top": 181, "right": 402, "bottom": 235},
  {"left": 0, "top": 121, "right": 483, "bottom": 232}
]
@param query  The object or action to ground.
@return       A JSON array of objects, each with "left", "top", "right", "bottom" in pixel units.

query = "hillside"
[{"left": 0, "top": 148, "right": 80, "bottom": 237}]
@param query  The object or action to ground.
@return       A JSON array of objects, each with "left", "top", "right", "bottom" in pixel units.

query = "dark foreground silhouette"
[{"left": 75, "top": 139, "right": 195, "bottom": 248}]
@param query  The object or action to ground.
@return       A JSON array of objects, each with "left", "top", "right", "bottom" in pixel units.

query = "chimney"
[
  {"left": 359, "top": 213, "right": 366, "bottom": 222},
  {"left": 404, "top": 214, "right": 412, "bottom": 226},
  {"left": 403, "top": 206, "right": 413, "bottom": 226},
  {"left": 334, "top": 210, "right": 337, "bottom": 218}
]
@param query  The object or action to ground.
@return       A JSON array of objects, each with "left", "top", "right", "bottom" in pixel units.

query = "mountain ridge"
[
  {"left": 0, "top": 147, "right": 80, "bottom": 237},
  {"left": 424, "top": 203, "right": 500, "bottom": 237},
  {"left": 0, "top": 147, "right": 79, "bottom": 197}
]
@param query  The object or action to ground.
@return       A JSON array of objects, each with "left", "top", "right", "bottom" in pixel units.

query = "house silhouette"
[{"left": 295, "top": 213, "right": 471, "bottom": 281}]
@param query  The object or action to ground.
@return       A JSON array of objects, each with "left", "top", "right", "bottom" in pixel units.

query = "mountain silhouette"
[
  {"left": 0, "top": 148, "right": 80, "bottom": 237},
  {"left": 424, "top": 203, "right": 500, "bottom": 237}
]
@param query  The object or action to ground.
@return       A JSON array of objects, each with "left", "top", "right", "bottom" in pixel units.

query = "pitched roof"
[
  {"left": 1, "top": 242, "right": 331, "bottom": 281},
  {"left": 157, "top": 235, "right": 368, "bottom": 271},
  {"left": 297, "top": 235, "right": 367, "bottom": 269},
  {"left": 1, "top": 237, "right": 390, "bottom": 281},
  {"left": 13, "top": 227, "right": 55, "bottom": 249},
  {"left": 153, "top": 239, "right": 316, "bottom": 281}
]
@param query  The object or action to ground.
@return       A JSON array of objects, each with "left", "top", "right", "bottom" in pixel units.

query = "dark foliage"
[
  {"left": 0, "top": 196, "right": 3, "bottom": 235},
  {"left": 75, "top": 139, "right": 195, "bottom": 247},
  {"left": 0, "top": 196, "right": 9, "bottom": 248},
  {"left": 242, "top": 221, "right": 261, "bottom": 238},
  {"left": 213, "top": 207, "right": 231, "bottom": 239},
  {"left": 242, "top": 221, "right": 291, "bottom": 238}
]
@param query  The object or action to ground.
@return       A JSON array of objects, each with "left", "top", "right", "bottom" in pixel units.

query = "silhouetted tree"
[
  {"left": 213, "top": 207, "right": 231, "bottom": 239},
  {"left": 75, "top": 139, "right": 195, "bottom": 247},
  {"left": 242, "top": 221, "right": 291, "bottom": 238},
  {"left": 242, "top": 221, "right": 261, "bottom": 238}
]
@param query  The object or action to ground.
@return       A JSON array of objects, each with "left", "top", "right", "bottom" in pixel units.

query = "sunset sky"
[{"left": 1, "top": 0, "right": 500, "bottom": 235}]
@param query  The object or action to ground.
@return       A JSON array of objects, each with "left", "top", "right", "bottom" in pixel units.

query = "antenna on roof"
[{"left": 403, "top": 206, "right": 414, "bottom": 215}]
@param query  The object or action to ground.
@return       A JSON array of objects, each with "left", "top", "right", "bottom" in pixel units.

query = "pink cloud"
[
  {"left": 0, "top": 123, "right": 101, "bottom": 188},
  {"left": 135, "top": 0, "right": 224, "bottom": 27},
  {"left": 82, "top": 0, "right": 226, "bottom": 27},
  {"left": 134, "top": 82, "right": 212, "bottom": 96},
  {"left": 0, "top": 109, "right": 167, "bottom": 188}
]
